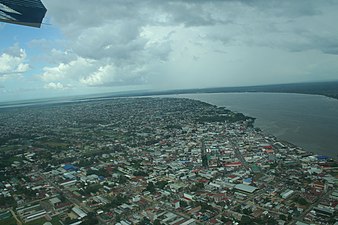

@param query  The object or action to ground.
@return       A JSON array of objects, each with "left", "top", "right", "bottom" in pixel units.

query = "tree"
[
  {"left": 139, "top": 217, "right": 151, "bottom": 225},
  {"left": 242, "top": 208, "right": 252, "bottom": 215},
  {"left": 221, "top": 216, "right": 231, "bottom": 223},
  {"left": 83, "top": 184, "right": 101, "bottom": 195},
  {"left": 0, "top": 196, "right": 16, "bottom": 208},
  {"left": 239, "top": 215, "right": 251, "bottom": 225},
  {"left": 104, "top": 194, "right": 129, "bottom": 208},
  {"left": 190, "top": 182, "right": 204, "bottom": 192},
  {"left": 288, "top": 214, "right": 293, "bottom": 221},
  {"left": 154, "top": 219, "right": 162, "bottom": 225},
  {"left": 87, "top": 168, "right": 109, "bottom": 177},
  {"left": 146, "top": 182, "right": 156, "bottom": 193},
  {"left": 82, "top": 212, "right": 99, "bottom": 225},
  {"left": 198, "top": 201, "right": 213, "bottom": 212},
  {"left": 77, "top": 159, "right": 94, "bottom": 167},
  {"left": 293, "top": 196, "right": 308, "bottom": 206},
  {"left": 155, "top": 180, "right": 168, "bottom": 189},
  {"left": 115, "top": 214, "right": 121, "bottom": 223},
  {"left": 279, "top": 214, "right": 287, "bottom": 221},
  {"left": 180, "top": 200, "right": 188, "bottom": 208},
  {"left": 16, "top": 186, "right": 37, "bottom": 198},
  {"left": 266, "top": 217, "right": 278, "bottom": 225},
  {"left": 133, "top": 170, "right": 148, "bottom": 176},
  {"left": 59, "top": 193, "right": 66, "bottom": 202},
  {"left": 118, "top": 175, "right": 128, "bottom": 184}
]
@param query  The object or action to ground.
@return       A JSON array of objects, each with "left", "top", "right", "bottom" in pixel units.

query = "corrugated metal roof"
[{"left": 235, "top": 184, "right": 258, "bottom": 193}]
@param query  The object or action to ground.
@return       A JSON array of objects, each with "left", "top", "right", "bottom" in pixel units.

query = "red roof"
[
  {"left": 197, "top": 179, "right": 209, "bottom": 183},
  {"left": 210, "top": 219, "right": 218, "bottom": 224},
  {"left": 182, "top": 196, "right": 192, "bottom": 201},
  {"left": 224, "top": 162, "right": 242, "bottom": 167}
]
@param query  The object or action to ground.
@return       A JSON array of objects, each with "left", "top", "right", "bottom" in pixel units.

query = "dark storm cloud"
[
  {"left": 38, "top": 0, "right": 338, "bottom": 89},
  {"left": 88, "top": 76, "right": 147, "bottom": 87},
  {"left": 238, "top": 0, "right": 321, "bottom": 17},
  {"left": 308, "top": 36, "right": 338, "bottom": 55},
  {"left": 158, "top": 1, "right": 232, "bottom": 27}
]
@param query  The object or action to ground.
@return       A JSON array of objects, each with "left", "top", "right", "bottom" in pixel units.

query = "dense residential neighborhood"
[{"left": 0, "top": 98, "right": 337, "bottom": 225}]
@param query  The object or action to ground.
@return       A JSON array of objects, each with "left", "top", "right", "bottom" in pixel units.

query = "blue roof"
[
  {"left": 63, "top": 164, "right": 77, "bottom": 171},
  {"left": 317, "top": 155, "right": 329, "bottom": 160},
  {"left": 244, "top": 178, "right": 253, "bottom": 183}
]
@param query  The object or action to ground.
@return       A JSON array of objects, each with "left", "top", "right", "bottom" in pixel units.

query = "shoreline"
[
  {"left": 0, "top": 93, "right": 337, "bottom": 161},
  {"left": 1, "top": 91, "right": 336, "bottom": 111},
  {"left": 176, "top": 93, "right": 338, "bottom": 161}
]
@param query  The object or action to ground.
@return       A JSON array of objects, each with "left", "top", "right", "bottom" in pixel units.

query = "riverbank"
[{"left": 177, "top": 92, "right": 338, "bottom": 160}]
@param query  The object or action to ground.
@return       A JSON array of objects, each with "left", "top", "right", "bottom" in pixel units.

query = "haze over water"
[{"left": 179, "top": 93, "right": 338, "bottom": 159}]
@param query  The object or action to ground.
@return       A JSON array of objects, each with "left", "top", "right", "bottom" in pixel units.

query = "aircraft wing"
[{"left": 0, "top": 0, "right": 47, "bottom": 28}]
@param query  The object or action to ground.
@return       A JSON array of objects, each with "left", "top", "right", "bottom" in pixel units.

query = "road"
[
  {"left": 290, "top": 188, "right": 334, "bottom": 225},
  {"left": 229, "top": 138, "right": 249, "bottom": 169},
  {"left": 39, "top": 172, "right": 93, "bottom": 213},
  {"left": 10, "top": 209, "right": 22, "bottom": 225}
]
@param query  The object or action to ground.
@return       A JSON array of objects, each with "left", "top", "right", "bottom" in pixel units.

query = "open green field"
[
  {"left": 24, "top": 216, "right": 62, "bottom": 225},
  {"left": 0, "top": 218, "right": 16, "bottom": 225}
]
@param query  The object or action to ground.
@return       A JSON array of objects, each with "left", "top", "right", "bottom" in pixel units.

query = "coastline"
[
  {"left": 177, "top": 93, "right": 338, "bottom": 160},
  {"left": 0, "top": 92, "right": 337, "bottom": 161}
]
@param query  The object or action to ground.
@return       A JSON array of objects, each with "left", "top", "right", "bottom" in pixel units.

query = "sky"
[{"left": 1, "top": 0, "right": 338, "bottom": 102}]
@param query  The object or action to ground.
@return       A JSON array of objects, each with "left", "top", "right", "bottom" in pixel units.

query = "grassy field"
[
  {"left": 0, "top": 216, "right": 17, "bottom": 225},
  {"left": 24, "top": 216, "right": 62, "bottom": 225},
  {"left": 0, "top": 145, "right": 20, "bottom": 153}
]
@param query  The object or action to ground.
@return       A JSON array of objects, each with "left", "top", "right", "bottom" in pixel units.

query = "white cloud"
[
  {"left": 36, "top": 0, "right": 338, "bottom": 91},
  {"left": 80, "top": 65, "right": 115, "bottom": 86},
  {"left": 0, "top": 46, "right": 29, "bottom": 80},
  {"left": 44, "top": 82, "right": 65, "bottom": 90},
  {"left": 40, "top": 55, "right": 151, "bottom": 88},
  {"left": 40, "top": 57, "right": 95, "bottom": 82}
]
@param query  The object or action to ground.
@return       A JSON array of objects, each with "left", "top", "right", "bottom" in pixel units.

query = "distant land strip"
[
  {"left": 0, "top": 81, "right": 338, "bottom": 108},
  {"left": 105, "top": 80, "right": 338, "bottom": 100}
]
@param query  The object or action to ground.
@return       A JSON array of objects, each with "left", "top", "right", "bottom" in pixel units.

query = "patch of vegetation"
[
  {"left": 196, "top": 201, "right": 214, "bottom": 212},
  {"left": 0, "top": 217, "right": 16, "bottom": 225},
  {"left": 139, "top": 217, "right": 152, "bottom": 225},
  {"left": 15, "top": 186, "right": 38, "bottom": 199},
  {"left": 81, "top": 212, "right": 99, "bottom": 225},
  {"left": 190, "top": 182, "right": 204, "bottom": 192},
  {"left": 133, "top": 170, "right": 149, "bottom": 176},
  {"left": 165, "top": 124, "right": 182, "bottom": 129},
  {"left": 87, "top": 168, "right": 110, "bottom": 177},
  {"left": 0, "top": 196, "right": 17, "bottom": 208},
  {"left": 81, "top": 184, "right": 102, "bottom": 195},
  {"left": 155, "top": 180, "right": 168, "bottom": 189},
  {"left": 103, "top": 194, "right": 129, "bottom": 209},
  {"left": 197, "top": 112, "right": 254, "bottom": 124},
  {"left": 145, "top": 182, "right": 156, "bottom": 193},
  {"left": 293, "top": 196, "right": 309, "bottom": 206},
  {"left": 24, "top": 217, "right": 48, "bottom": 225}
]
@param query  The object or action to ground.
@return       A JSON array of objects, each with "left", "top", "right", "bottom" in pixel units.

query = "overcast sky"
[{"left": 1, "top": 0, "right": 338, "bottom": 101}]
